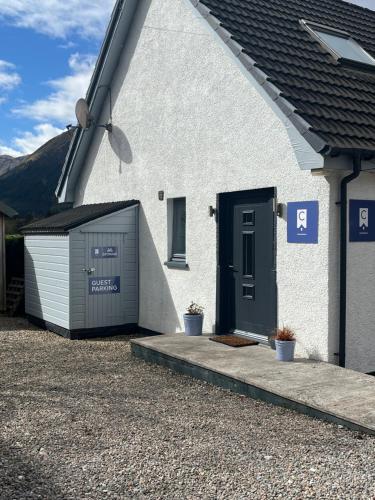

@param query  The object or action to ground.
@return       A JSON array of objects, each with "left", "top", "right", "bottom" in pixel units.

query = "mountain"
[
  {"left": 0, "top": 154, "right": 28, "bottom": 177},
  {"left": 0, "top": 132, "right": 72, "bottom": 221}
]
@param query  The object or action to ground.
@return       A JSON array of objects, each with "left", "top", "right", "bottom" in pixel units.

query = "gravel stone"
[{"left": 0, "top": 316, "right": 375, "bottom": 499}]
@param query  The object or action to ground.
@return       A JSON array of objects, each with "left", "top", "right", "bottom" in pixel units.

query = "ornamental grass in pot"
[
  {"left": 274, "top": 326, "right": 296, "bottom": 362},
  {"left": 183, "top": 302, "right": 204, "bottom": 336}
]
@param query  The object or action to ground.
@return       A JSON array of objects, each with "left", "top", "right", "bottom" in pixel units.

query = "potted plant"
[
  {"left": 183, "top": 302, "right": 204, "bottom": 336},
  {"left": 274, "top": 326, "right": 296, "bottom": 362}
]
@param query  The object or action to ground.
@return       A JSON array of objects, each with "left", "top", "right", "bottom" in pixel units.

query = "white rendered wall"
[
  {"left": 74, "top": 0, "right": 336, "bottom": 361},
  {"left": 346, "top": 172, "right": 375, "bottom": 373}
]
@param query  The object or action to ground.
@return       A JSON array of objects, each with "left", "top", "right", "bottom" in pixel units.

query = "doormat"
[{"left": 209, "top": 335, "right": 259, "bottom": 348}]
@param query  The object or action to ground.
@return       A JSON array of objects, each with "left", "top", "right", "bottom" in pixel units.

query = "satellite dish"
[{"left": 75, "top": 98, "right": 92, "bottom": 129}]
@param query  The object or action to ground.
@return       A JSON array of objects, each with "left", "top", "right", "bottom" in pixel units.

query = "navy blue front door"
[{"left": 218, "top": 189, "right": 276, "bottom": 338}]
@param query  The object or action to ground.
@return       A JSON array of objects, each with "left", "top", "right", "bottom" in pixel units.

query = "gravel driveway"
[{"left": 0, "top": 316, "right": 374, "bottom": 499}]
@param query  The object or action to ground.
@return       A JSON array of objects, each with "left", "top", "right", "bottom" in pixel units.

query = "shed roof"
[
  {"left": 0, "top": 201, "right": 18, "bottom": 218},
  {"left": 21, "top": 200, "right": 139, "bottom": 234}
]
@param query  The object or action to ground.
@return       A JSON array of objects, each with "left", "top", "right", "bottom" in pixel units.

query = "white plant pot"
[
  {"left": 183, "top": 314, "right": 203, "bottom": 336},
  {"left": 275, "top": 340, "right": 296, "bottom": 362}
]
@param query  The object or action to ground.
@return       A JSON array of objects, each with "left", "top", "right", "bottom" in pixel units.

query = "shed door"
[{"left": 84, "top": 232, "right": 126, "bottom": 329}]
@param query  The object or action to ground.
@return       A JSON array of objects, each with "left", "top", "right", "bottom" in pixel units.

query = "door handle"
[
  {"left": 82, "top": 268, "right": 96, "bottom": 275},
  {"left": 228, "top": 265, "right": 238, "bottom": 273}
]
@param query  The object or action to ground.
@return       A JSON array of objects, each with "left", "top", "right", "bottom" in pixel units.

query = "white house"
[{"left": 55, "top": 0, "right": 375, "bottom": 373}]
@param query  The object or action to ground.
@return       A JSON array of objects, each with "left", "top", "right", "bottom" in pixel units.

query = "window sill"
[{"left": 164, "top": 260, "right": 189, "bottom": 270}]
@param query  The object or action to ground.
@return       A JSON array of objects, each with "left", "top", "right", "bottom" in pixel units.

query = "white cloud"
[
  {"left": 58, "top": 41, "right": 77, "bottom": 50},
  {"left": 0, "top": 123, "right": 64, "bottom": 157},
  {"left": 0, "top": 144, "right": 23, "bottom": 157},
  {"left": 12, "top": 123, "right": 64, "bottom": 155},
  {"left": 0, "top": 0, "right": 115, "bottom": 39},
  {"left": 13, "top": 53, "right": 95, "bottom": 126},
  {"left": 0, "top": 60, "right": 21, "bottom": 90}
]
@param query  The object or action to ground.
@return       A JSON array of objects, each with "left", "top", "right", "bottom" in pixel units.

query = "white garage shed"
[{"left": 22, "top": 200, "right": 139, "bottom": 339}]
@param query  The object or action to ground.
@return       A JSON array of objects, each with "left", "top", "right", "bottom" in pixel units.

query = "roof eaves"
[
  {"left": 191, "top": 0, "right": 330, "bottom": 155},
  {"left": 23, "top": 229, "right": 68, "bottom": 236},
  {"left": 56, "top": 0, "right": 139, "bottom": 202}
]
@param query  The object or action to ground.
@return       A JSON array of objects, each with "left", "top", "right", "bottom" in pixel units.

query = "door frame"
[{"left": 215, "top": 187, "right": 277, "bottom": 340}]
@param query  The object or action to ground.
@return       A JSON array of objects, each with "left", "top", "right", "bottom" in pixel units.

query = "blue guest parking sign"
[
  {"left": 89, "top": 276, "right": 121, "bottom": 295},
  {"left": 287, "top": 201, "right": 319, "bottom": 244}
]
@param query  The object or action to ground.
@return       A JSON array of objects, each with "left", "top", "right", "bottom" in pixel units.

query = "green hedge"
[{"left": 6, "top": 235, "right": 24, "bottom": 285}]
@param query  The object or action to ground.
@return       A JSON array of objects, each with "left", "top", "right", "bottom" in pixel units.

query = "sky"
[
  {"left": 348, "top": 0, "right": 374, "bottom": 7},
  {"left": 0, "top": 0, "right": 116, "bottom": 157},
  {"left": 0, "top": 0, "right": 373, "bottom": 157}
]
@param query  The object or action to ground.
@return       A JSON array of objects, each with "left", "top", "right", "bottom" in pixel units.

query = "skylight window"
[{"left": 301, "top": 20, "right": 375, "bottom": 68}]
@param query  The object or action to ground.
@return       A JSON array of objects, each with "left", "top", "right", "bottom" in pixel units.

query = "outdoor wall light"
[
  {"left": 209, "top": 206, "right": 216, "bottom": 217},
  {"left": 276, "top": 203, "right": 283, "bottom": 218},
  {"left": 158, "top": 191, "right": 164, "bottom": 201}
]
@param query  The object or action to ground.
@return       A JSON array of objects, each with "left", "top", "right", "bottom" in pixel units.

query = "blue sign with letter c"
[
  {"left": 287, "top": 201, "right": 319, "bottom": 244},
  {"left": 349, "top": 200, "right": 375, "bottom": 242}
]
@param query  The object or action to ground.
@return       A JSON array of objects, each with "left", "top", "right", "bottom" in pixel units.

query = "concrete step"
[{"left": 131, "top": 334, "right": 375, "bottom": 436}]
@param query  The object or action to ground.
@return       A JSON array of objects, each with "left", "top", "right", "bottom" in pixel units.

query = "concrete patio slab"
[{"left": 131, "top": 334, "right": 375, "bottom": 435}]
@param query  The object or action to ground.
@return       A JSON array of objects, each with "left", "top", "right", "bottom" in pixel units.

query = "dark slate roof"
[
  {"left": 22, "top": 200, "right": 139, "bottom": 234},
  {"left": 0, "top": 201, "right": 17, "bottom": 218},
  {"left": 199, "top": 0, "right": 375, "bottom": 153}
]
